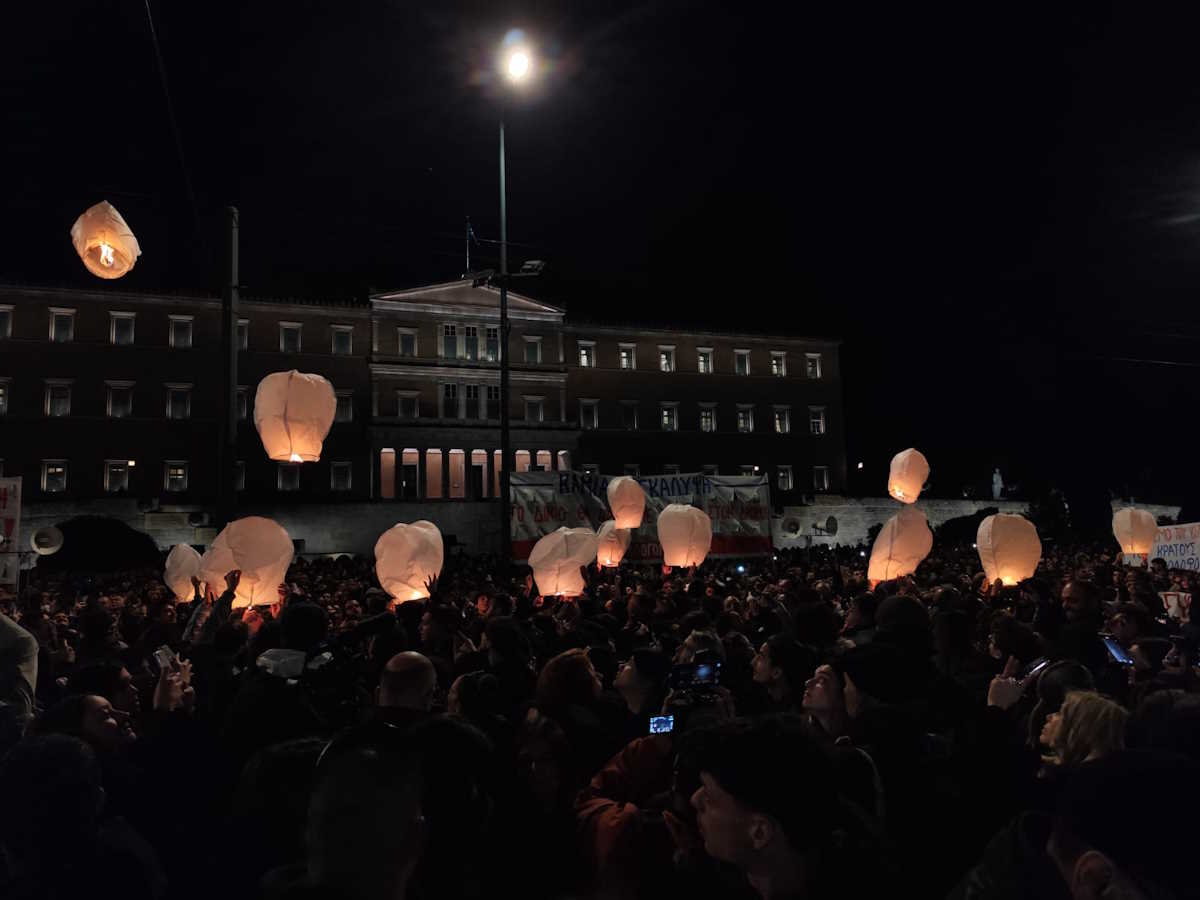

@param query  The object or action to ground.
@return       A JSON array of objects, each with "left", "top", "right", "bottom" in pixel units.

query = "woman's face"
[
  {"left": 802, "top": 664, "right": 844, "bottom": 715},
  {"left": 1041, "top": 710, "right": 1062, "bottom": 748},
  {"left": 751, "top": 643, "right": 775, "bottom": 685},
  {"left": 81, "top": 695, "right": 128, "bottom": 749}
]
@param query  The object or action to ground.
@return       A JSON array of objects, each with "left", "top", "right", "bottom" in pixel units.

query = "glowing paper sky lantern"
[
  {"left": 657, "top": 504, "right": 713, "bottom": 568},
  {"left": 70, "top": 201, "right": 141, "bottom": 279},
  {"left": 977, "top": 513, "right": 1042, "bottom": 586},
  {"left": 596, "top": 520, "right": 631, "bottom": 568},
  {"left": 199, "top": 516, "right": 294, "bottom": 609},
  {"left": 867, "top": 506, "right": 932, "bottom": 585},
  {"left": 528, "top": 527, "right": 598, "bottom": 596},
  {"left": 887, "top": 448, "right": 929, "bottom": 504},
  {"left": 374, "top": 520, "right": 445, "bottom": 602},
  {"left": 164, "top": 543, "right": 203, "bottom": 601},
  {"left": 1111, "top": 507, "right": 1157, "bottom": 555},
  {"left": 607, "top": 476, "right": 646, "bottom": 529},
  {"left": 253, "top": 371, "right": 337, "bottom": 462}
]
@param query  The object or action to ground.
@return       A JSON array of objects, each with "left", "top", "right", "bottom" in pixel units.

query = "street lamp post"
[{"left": 497, "top": 45, "right": 531, "bottom": 559}]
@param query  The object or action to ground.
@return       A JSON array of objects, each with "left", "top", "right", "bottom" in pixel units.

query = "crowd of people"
[{"left": 2, "top": 531, "right": 1199, "bottom": 900}]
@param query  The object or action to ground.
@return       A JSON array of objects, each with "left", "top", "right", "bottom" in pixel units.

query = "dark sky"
[{"left": 6, "top": 1, "right": 1200, "bottom": 503}]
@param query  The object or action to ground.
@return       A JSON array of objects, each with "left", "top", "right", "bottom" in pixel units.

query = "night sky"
[{"left": 6, "top": 2, "right": 1200, "bottom": 505}]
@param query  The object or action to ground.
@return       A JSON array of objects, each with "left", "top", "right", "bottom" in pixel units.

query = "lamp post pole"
[
  {"left": 218, "top": 206, "right": 239, "bottom": 529},
  {"left": 498, "top": 117, "right": 511, "bottom": 559}
]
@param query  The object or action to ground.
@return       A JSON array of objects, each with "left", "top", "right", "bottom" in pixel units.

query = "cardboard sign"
[
  {"left": 1160, "top": 591, "right": 1193, "bottom": 622},
  {"left": 1150, "top": 523, "right": 1200, "bottom": 572}
]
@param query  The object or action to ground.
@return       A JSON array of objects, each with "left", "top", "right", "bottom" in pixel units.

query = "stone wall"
[{"left": 9, "top": 495, "right": 1185, "bottom": 569}]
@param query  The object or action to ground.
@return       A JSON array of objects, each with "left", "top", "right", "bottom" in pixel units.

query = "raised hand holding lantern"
[
  {"left": 70, "top": 201, "right": 141, "bottom": 279},
  {"left": 657, "top": 504, "right": 712, "bottom": 568},
  {"left": 607, "top": 476, "right": 646, "bottom": 529},
  {"left": 1112, "top": 507, "right": 1157, "bottom": 555},
  {"left": 528, "top": 527, "right": 598, "bottom": 596},
  {"left": 164, "top": 543, "right": 203, "bottom": 601},
  {"left": 596, "top": 520, "right": 631, "bottom": 568},
  {"left": 199, "top": 516, "right": 294, "bottom": 609},
  {"left": 375, "top": 520, "right": 445, "bottom": 602},
  {"left": 867, "top": 506, "right": 932, "bottom": 585},
  {"left": 253, "top": 371, "right": 337, "bottom": 462},
  {"left": 887, "top": 448, "right": 929, "bottom": 503},
  {"left": 976, "top": 513, "right": 1042, "bottom": 586}
]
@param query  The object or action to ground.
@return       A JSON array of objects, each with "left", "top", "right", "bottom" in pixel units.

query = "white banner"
[
  {"left": 1161, "top": 591, "right": 1193, "bottom": 622},
  {"left": 510, "top": 470, "right": 772, "bottom": 563},
  {"left": 0, "top": 477, "right": 21, "bottom": 587},
  {"left": 1150, "top": 522, "right": 1200, "bottom": 572}
]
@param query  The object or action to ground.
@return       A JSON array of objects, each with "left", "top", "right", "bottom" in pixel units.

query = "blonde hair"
[{"left": 1054, "top": 690, "right": 1128, "bottom": 767}]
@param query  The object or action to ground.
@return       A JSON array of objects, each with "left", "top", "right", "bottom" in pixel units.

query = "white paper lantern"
[
  {"left": 199, "top": 516, "right": 294, "bottom": 609},
  {"left": 887, "top": 448, "right": 929, "bottom": 504},
  {"left": 976, "top": 513, "right": 1042, "bottom": 586},
  {"left": 657, "top": 504, "right": 713, "bottom": 568},
  {"left": 596, "top": 520, "right": 632, "bottom": 568},
  {"left": 70, "top": 201, "right": 141, "bottom": 279},
  {"left": 1112, "top": 507, "right": 1157, "bottom": 555},
  {"left": 374, "top": 520, "right": 444, "bottom": 602},
  {"left": 607, "top": 476, "right": 646, "bottom": 529},
  {"left": 867, "top": 506, "right": 932, "bottom": 584},
  {"left": 253, "top": 371, "right": 337, "bottom": 462},
  {"left": 164, "top": 543, "right": 203, "bottom": 601},
  {"left": 528, "top": 527, "right": 598, "bottom": 597}
]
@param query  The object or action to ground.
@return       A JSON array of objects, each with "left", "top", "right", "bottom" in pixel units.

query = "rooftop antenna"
[{"left": 465, "top": 216, "right": 478, "bottom": 276}]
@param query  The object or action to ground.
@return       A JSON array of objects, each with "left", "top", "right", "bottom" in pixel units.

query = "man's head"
[
  {"left": 1108, "top": 604, "right": 1149, "bottom": 647},
  {"left": 0, "top": 735, "right": 106, "bottom": 869},
  {"left": 307, "top": 745, "right": 425, "bottom": 900},
  {"left": 1047, "top": 751, "right": 1200, "bottom": 899},
  {"left": 36, "top": 694, "right": 130, "bottom": 750},
  {"left": 377, "top": 652, "right": 437, "bottom": 711},
  {"left": 685, "top": 716, "right": 839, "bottom": 869},
  {"left": 1061, "top": 580, "right": 1099, "bottom": 624},
  {"left": 66, "top": 663, "right": 140, "bottom": 716},
  {"left": 614, "top": 647, "right": 670, "bottom": 711}
]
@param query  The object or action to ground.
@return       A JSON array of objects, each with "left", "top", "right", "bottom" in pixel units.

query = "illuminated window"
[
  {"left": 442, "top": 323, "right": 458, "bottom": 358},
  {"left": 164, "top": 461, "right": 189, "bottom": 493},
  {"left": 697, "top": 348, "right": 713, "bottom": 373},
  {"left": 237, "top": 319, "right": 249, "bottom": 350},
  {"left": 578, "top": 342, "right": 595, "bottom": 368},
  {"left": 619, "top": 344, "right": 636, "bottom": 370},
  {"left": 659, "top": 346, "right": 675, "bottom": 372},
  {"left": 736, "top": 405, "right": 754, "bottom": 433},
  {"left": 42, "top": 461, "right": 68, "bottom": 493},
  {"left": 774, "top": 407, "right": 791, "bottom": 434},
  {"left": 660, "top": 404, "right": 678, "bottom": 431},
  {"left": 813, "top": 466, "right": 831, "bottom": 491},
  {"left": 464, "top": 325, "right": 479, "bottom": 360},
  {"left": 699, "top": 405, "right": 716, "bottom": 433},
  {"left": 777, "top": 465, "right": 793, "bottom": 491},
  {"left": 770, "top": 352, "right": 786, "bottom": 376},
  {"left": 806, "top": 353, "right": 823, "bottom": 379},
  {"left": 809, "top": 407, "right": 826, "bottom": 435}
]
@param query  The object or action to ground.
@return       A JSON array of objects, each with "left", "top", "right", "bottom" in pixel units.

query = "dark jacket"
[{"left": 947, "top": 812, "right": 1071, "bottom": 900}]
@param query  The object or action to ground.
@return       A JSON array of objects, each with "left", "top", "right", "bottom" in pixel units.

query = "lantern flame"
[
  {"left": 99, "top": 242, "right": 115, "bottom": 267},
  {"left": 289, "top": 452, "right": 302, "bottom": 462}
]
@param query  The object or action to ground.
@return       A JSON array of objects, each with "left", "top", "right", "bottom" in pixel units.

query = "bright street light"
[{"left": 506, "top": 49, "right": 531, "bottom": 81}]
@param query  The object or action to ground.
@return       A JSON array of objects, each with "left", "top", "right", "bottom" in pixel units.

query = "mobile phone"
[
  {"left": 669, "top": 660, "right": 723, "bottom": 690},
  {"left": 152, "top": 645, "right": 177, "bottom": 672},
  {"left": 1018, "top": 657, "right": 1050, "bottom": 683},
  {"left": 736, "top": 565, "right": 746, "bottom": 574},
  {"left": 649, "top": 715, "right": 674, "bottom": 734},
  {"left": 1102, "top": 636, "right": 1135, "bottom": 667}
]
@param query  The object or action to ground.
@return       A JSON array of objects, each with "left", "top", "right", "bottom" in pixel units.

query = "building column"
[
  {"left": 417, "top": 447, "right": 428, "bottom": 500},
  {"left": 487, "top": 448, "right": 497, "bottom": 501},
  {"left": 441, "top": 448, "right": 451, "bottom": 500}
]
